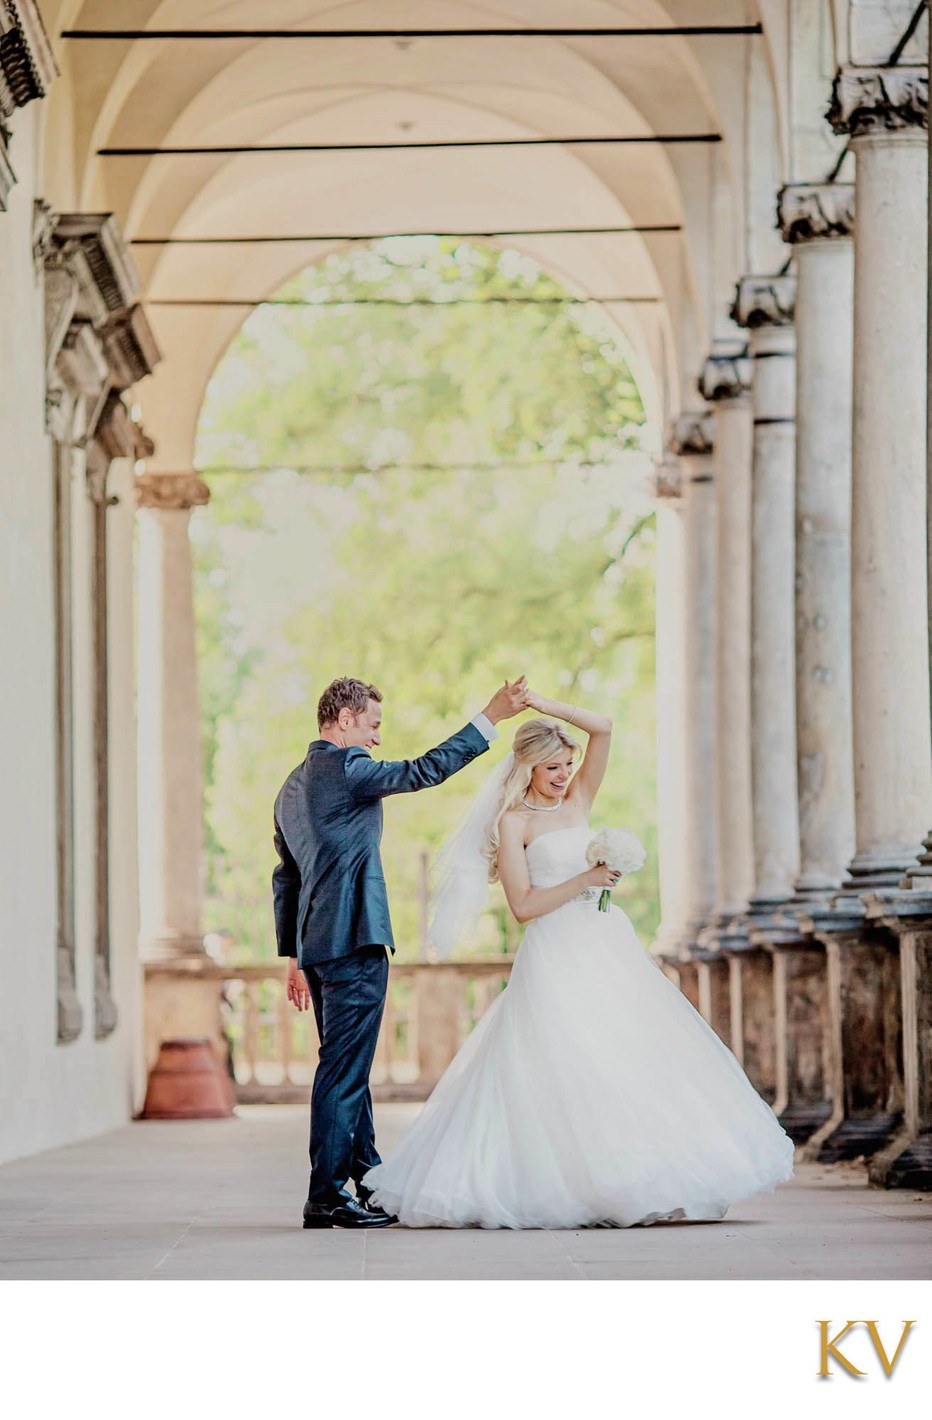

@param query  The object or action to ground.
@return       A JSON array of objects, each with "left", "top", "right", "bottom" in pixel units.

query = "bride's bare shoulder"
[{"left": 500, "top": 809, "right": 529, "bottom": 842}]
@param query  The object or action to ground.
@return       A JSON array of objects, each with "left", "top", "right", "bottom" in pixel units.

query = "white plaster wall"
[{"left": 0, "top": 107, "right": 143, "bottom": 1163}]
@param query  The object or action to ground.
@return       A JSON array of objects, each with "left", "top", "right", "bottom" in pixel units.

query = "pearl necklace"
[{"left": 522, "top": 797, "right": 563, "bottom": 813}]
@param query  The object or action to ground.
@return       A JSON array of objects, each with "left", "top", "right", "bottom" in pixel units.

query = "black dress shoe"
[
  {"left": 360, "top": 1198, "right": 398, "bottom": 1224},
  {"left": 303, "top": 1197, "right": 397, "bottom": 1229}
]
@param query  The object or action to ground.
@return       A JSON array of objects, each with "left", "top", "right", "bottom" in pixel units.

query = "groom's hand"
[
  {"left": 286, "top": 958, "right": 311, "bottom": 1012},
  {"left": 482, "top": 676, "right": 530, "bottom": 725}
]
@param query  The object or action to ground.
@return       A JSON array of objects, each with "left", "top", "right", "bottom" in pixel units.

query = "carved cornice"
[
  {"left": 52, "top": 213, "right": 142, "bottom": 318},
  {"left": 43, "top": 210, "right": 161, "bottom": 433},
  {"left": 0, "top": 1, "right": 57, "bottom": 117},
  {"left": 93, "top": 390, "right": 155, "bottom": 463},
  {"left": 136, "top": 473, "right": 211, "bottom": 511},
  {"left": 652, "top": 458, "right": 682, "bottom": 500},
  {"left": 100, "top": 305, "right": 161, "bottom": 391},
  {"left": 730, "top": 274, "right": 796, "bottom": 330},
  {"left": 668, "top": 410, "right": 713, "bottom": 458},
  {"left": 828, "top": 65, "right": 928, "bottom": 138},
  {"left": 698, "top": 343, "right": 750, "bottom": 403},
  {"left": 0, "top": 132, "right": 14, "bottom": 212},
  {"left": 777, "top": 183, "right": 855, "bottom": 244}
]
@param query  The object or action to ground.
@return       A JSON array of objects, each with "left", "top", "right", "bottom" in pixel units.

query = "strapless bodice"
[{"left": 525, "top": 825, "right": 595, "bottom": 894}]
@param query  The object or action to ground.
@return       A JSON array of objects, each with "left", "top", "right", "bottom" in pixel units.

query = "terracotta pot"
[{"left": 140, "top": 1037, "right": 235, "bottom": 1119}]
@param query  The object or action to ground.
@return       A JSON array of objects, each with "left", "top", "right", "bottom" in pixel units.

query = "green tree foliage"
[{"left": 192, "top": 239, "right": 659, "bottom": 962}]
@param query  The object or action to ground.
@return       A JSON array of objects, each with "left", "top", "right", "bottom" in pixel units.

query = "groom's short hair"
[{"left": 317, "top": 676, "right": 383, "bottom": 729}]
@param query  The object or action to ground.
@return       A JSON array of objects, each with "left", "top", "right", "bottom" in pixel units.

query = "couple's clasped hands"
[{"left": 483, "top": 675, "right": 543, "bottom": 724}]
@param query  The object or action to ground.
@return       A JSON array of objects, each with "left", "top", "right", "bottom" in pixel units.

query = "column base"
[
  {"left": 812, "top": 1113, "right": 903, "bottom": 1164},
  {"left": 842, "top": 846, "right": 927, "bottom": 893},
  {"left": 745, "top": 897, "right": 809, "bottom": 949},
  {"left": 869, "top": 1131, "right": 932, "bottom": 1190},
  {"left": 767, "top": 937, "right": 832, "bottom": 1141},
  {"left": 902, "top": 831, "right": 932, "bottom": 889},
  {"left": 692, "top": 948, "right": 731, "bottom": 1046},
  {"left": 800, "top": 919, "right": 904, "bottom": 1165}
]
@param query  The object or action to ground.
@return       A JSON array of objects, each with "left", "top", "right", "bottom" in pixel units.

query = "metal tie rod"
[
  {"left": 63, "top": 25, "right": 763, "bottom": 40},
  {"left": 100, "top": 134, "right": 720, "bottom": 155},
  {"left": 130, "top": 225, "right": 683, "bottom": 245}
]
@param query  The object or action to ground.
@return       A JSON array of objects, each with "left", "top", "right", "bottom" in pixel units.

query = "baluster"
[
  {"left": 244, "top": 979, "right": 259, "bottom": 1085},
  {"left": 279, "top": 971, "right": 293, "bottom": 1086}
]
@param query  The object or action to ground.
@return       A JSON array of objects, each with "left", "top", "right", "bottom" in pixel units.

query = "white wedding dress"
[{"left": 363, "top": 825, "right": 795, "bottom": 1228}]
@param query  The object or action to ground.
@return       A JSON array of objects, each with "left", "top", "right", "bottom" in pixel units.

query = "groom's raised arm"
[
  {"left": 343, "top": 679, "right": 529, "bottom": 801},
  {"left": 343, "top": 717, "right": 492, "bottom": 801}
]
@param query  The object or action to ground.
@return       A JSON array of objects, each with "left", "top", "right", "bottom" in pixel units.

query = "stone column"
[
  {"left": 778, "top": 184, "right": 857, "bottom": 908},
  {"left": 732, "top": 276, "right": 801, "bottom": 932},
  {"left": 667, "top": 413, "right": 728, "bottom": 1038},
  {"left": 828, "top": 68, "right": 932, "bottom": 891},
  {"left": 763, "top": 187, "right": 857, "bottom": 1138},
  {"left": 698, "top": 345, "right": 755, "bottom": 936},
  {"left": 669, "top": 413, "right": 720, "bottom": 953},
  {"left": 136, "top": 472, "right": 225, "bottom": 1069},
  {"left": 799, "top": 68, "right": 931, "bottom": 1165},
  {"left": 651, "top": 461, "right": 691, "bottom": 960},
  {"left": 695, "top": 346, "right": 773, "bottom": 1087}
]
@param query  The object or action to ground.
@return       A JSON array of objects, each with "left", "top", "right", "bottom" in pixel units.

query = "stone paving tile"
[{"left": 0, "top": 1105, "right": 930, "bottom": 1280}]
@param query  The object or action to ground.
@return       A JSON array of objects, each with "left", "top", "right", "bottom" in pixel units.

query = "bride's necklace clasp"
[{"left": 522, "top": 797, "right": 563, "bottom": 813}]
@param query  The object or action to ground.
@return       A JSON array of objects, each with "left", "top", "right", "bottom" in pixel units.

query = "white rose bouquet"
[{"left": 585, "top": 828, "right": 647, "bottom": 912}]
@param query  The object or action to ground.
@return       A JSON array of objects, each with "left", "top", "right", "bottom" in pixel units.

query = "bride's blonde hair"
[{"left": 483, "top": 717, "right": 581, "bottom": 882}]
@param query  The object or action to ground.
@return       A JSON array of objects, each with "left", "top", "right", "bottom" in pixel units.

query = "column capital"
[
  {"left": 136, "top": 472, "right": 210, "bottom": 511},
  {"left": 828, "top": 65, "right": 928, "bottom": 138},
  {"left": 777, "top": 183, "right": 855, "bottom": 244},
  {"left": 731, "top": 275, "right": 796, "bottom": 330},
  {"left": 698, "top": 342, "right": 751, "bottom": 403},
  {"left": 668, "top": 411, "right": 713, "bottom": 460}
]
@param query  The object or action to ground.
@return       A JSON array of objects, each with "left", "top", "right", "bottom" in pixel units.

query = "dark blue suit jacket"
[{"left": 272, "top": 720, "right": 489, "bottom": 966}]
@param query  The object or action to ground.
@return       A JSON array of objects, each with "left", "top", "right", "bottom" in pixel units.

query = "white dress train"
[{"left": 363, "top": 825, "right": 795, "bottom": 1228}]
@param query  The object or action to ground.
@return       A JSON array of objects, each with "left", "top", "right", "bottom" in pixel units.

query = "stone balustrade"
[{"left": 216, "top": 959, "right": 514, "bottom": 1103}]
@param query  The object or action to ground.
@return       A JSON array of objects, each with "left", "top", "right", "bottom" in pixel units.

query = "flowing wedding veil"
[{"left": 428, "top": 751, "right": 516, "bottom": 959}]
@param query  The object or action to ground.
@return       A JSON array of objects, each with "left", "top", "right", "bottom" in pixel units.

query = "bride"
[{"left": 363, "top": 692, "right": 795, "bottom": 1228}]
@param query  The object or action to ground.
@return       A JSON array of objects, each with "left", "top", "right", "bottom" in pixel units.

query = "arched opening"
[{"left": 191, "top": 237, "right": 660, "bottom": 998}]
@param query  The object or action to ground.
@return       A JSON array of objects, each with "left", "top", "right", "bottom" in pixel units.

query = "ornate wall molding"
[
  {"left": 0, "top": 1, "right": 58, "bottom": 211},
  {"left": 668, "top": 410, "right": 714, "bottom": 460},
  {"left": 43, "top": 210, "right": 161, "bottom": 433},
  {"left": 777, "top": 183, "right": 856, "bottom": 244},
  {"left": 698, "top": 342, "right": 751, "bottom": 403},
  {"left": 136, "top": 472, "right": 211, "bottom": 511},
  {"left": 731, "top": 274, "right": 797, "bottom": 330},
  {"left": 828, "top": 65, "right": 928, "bottom": 137}
]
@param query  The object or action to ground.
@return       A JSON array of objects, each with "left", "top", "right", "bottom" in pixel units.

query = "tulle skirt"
[{"left": 363, "top": 900, "right": 795, "bottom": 1228}]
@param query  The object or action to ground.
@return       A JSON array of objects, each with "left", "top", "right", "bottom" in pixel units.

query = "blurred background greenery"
[{"left": 191, "top": 237, "right": 659, "bottom": 963}]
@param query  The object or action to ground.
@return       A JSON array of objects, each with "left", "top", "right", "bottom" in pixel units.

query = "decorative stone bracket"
[
  {"left": 828, "top": 65, "right": 928, "bottom": 137},
  {"left": 698, "top": 342, "right": 751, "bottom": 403},
  {"left": 777, "top": 183, "right": 856, "bottom": 245},
  {"left": 668, "top": 410, "right": 713, "bottom": 459},
  {"left": 731, "top": 274, "right": 797, "bottom": 330},
  {"left": 44, "top": 211, "right": 161, "bottom": 443},
  {"left": 136, "top": 472, "right": 211, "bottom": 511},
  {"left": 0, "top": 1, "right": 57, "bottom": 211}
]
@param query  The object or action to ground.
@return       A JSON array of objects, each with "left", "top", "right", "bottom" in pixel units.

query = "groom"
[{"left": 273, "top": 673, "right": 529, "bottom": 1228}]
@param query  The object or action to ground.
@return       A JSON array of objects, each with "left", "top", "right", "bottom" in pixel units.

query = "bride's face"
[{"left": 529, "top": 751, "right": 574, "bottom": 801}]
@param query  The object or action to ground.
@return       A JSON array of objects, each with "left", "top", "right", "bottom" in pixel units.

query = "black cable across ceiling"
[
  {"left": 64, "top": 25, "right": 764, "bottom": 40},
  {"left": 100, "top": 134, "right": 719, "bottom": 156},
  {"left": 130, "top": 224, "right": 683, "bottom": 245}
]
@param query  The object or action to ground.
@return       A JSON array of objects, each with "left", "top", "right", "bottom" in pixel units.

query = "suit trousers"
[{"left": 305, "top": 945, "right": 389, "bottom": 1204}]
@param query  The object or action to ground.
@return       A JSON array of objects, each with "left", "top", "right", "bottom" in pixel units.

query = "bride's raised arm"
[{"left": 523, "top": 690, "right": 612, "bottom": 809}]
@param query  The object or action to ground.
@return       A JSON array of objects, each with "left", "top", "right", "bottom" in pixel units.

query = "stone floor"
[{"left": 0, "top": 1104, "right": 930, "bottom": 1280}]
